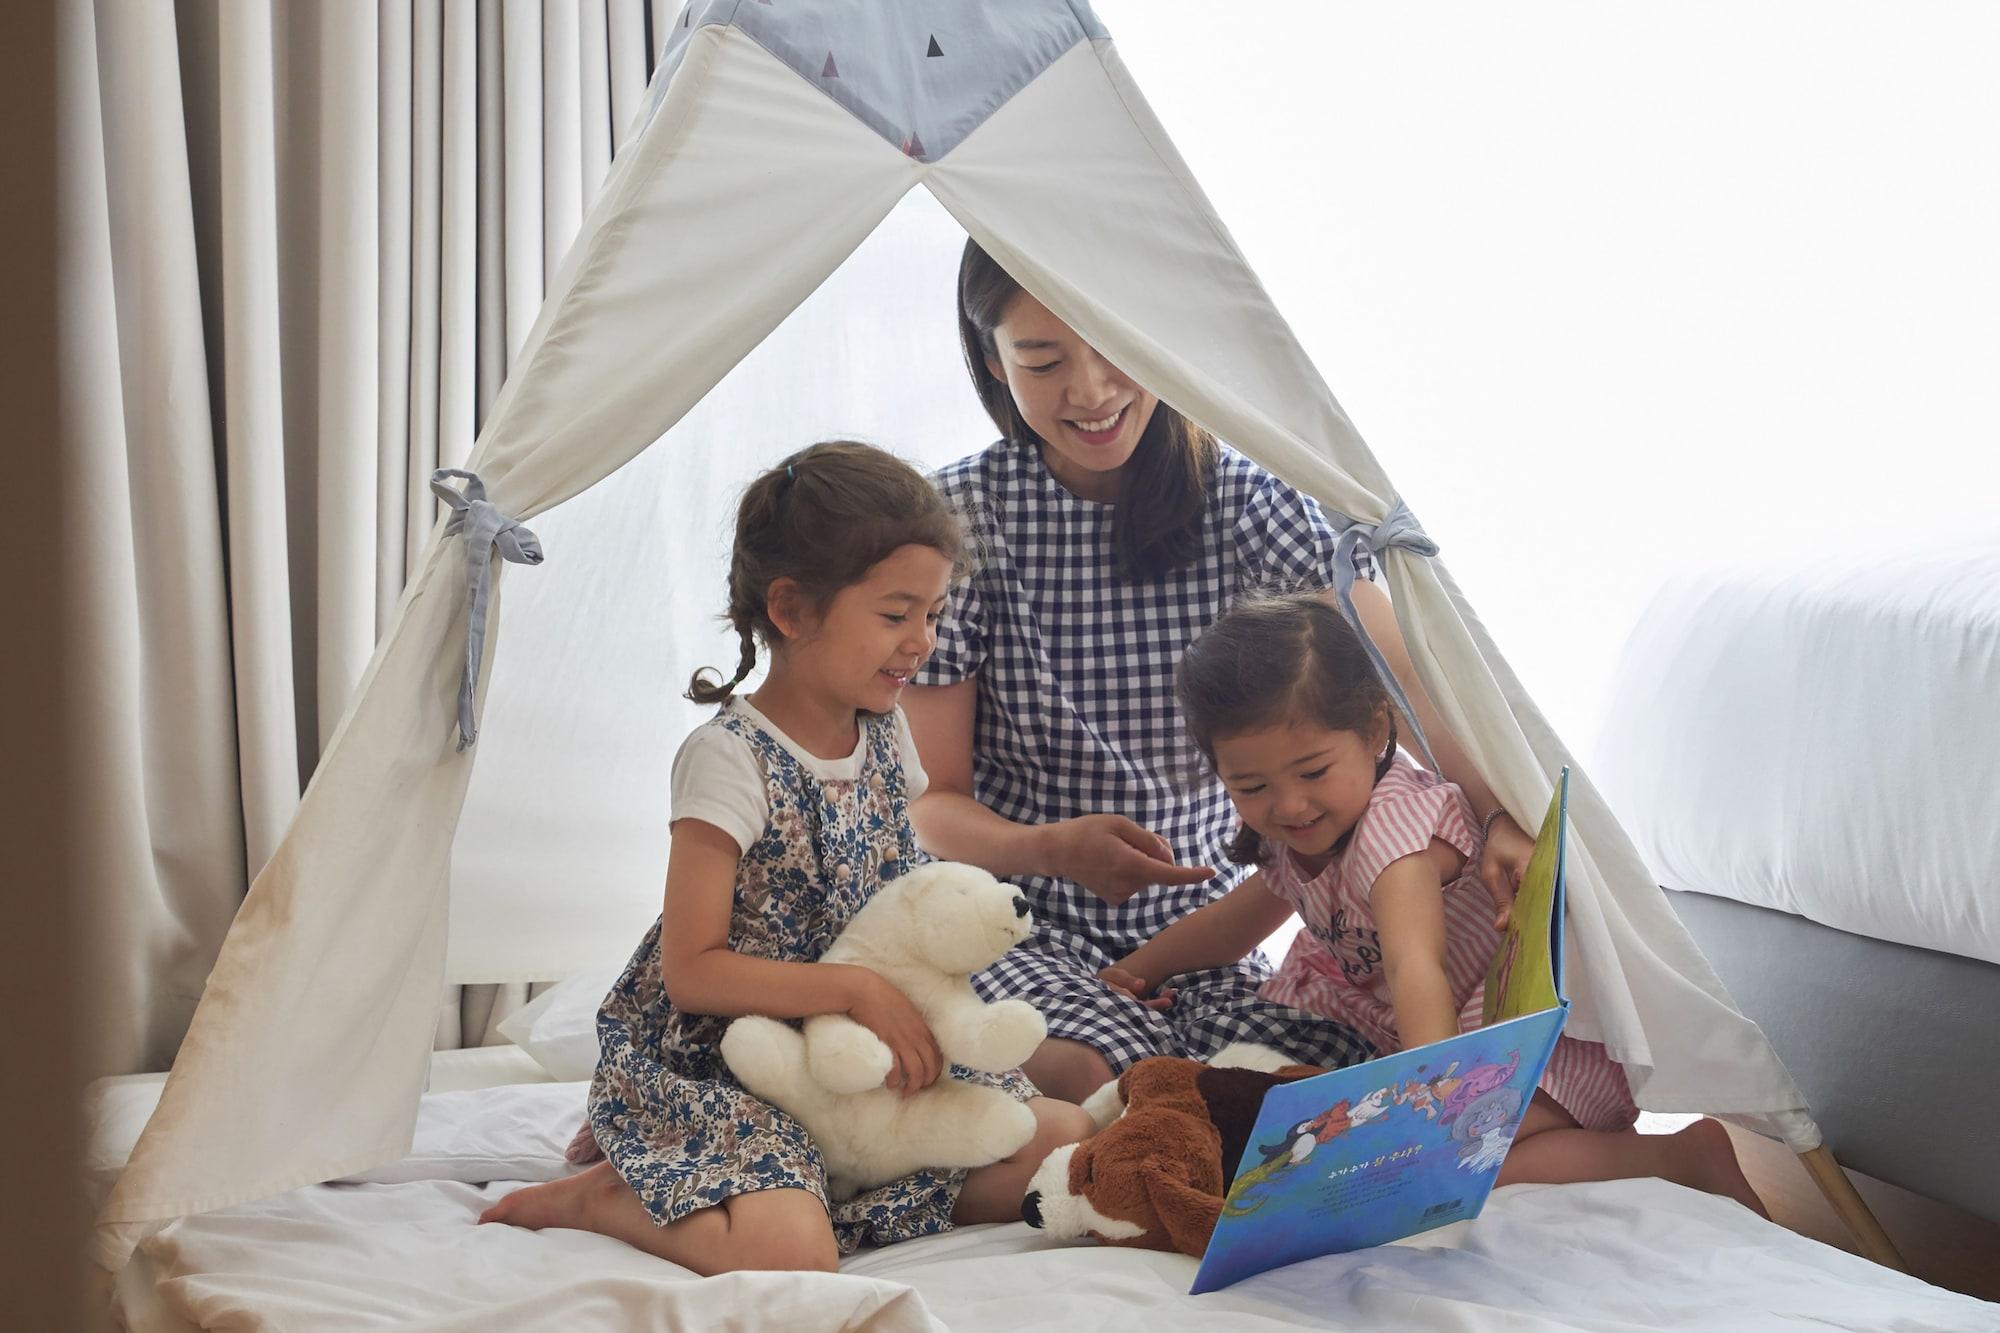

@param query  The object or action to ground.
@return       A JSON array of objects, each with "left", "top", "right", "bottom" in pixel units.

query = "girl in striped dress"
[{"left": 1102, "top": 592, "right": 1765, "bottom": 1209}]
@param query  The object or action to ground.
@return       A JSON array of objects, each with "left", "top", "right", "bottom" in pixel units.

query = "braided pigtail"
[{"left": 686, "top": 616, "right": 759, "bottom": 706}]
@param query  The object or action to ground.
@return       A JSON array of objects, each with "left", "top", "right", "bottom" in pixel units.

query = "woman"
[{"left": 905, "top": 241, "right": 1533, "bottom": 1103}]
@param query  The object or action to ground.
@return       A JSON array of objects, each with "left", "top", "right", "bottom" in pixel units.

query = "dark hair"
[
  {"left": 1174, "top": 592, "right": 1395, "bottom": 866},
  {"left": 956, "top": 239, "right": 1218, "bottom": 581},
  {"left": 686, "top": 441, "right": 966, "bottom": 706}
]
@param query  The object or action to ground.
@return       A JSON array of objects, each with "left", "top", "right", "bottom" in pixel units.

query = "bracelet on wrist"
[{"left": 1480, "top": 806, "right": 1509, "bottom": 841}]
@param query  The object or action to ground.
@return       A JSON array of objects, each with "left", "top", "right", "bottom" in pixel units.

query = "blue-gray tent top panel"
[{"left": 641, "top": 0, "right": 1109, "bottom": 162}]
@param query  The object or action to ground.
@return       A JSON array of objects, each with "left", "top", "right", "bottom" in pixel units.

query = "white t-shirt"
[{"left": 667, "top": 698, "right": 930, "bottom": 854}]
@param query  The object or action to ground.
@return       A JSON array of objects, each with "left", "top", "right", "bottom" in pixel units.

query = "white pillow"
[
  {"left": 84, "top": 1074, "right": 593, "bottom": 1198},
  {"left": 337, "top": 1081, "right": 591, "bottom": 1185},
  {"left": 495, "top": 964, "right": 623, "bottom": 1083},
  {"left": 83, "top": 1076, "right": 170, "bottom": 1209}
]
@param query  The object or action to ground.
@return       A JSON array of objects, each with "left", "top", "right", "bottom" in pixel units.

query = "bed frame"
[{"left": 1667, "top": 889, "right": 2000, "bottom": 1242}]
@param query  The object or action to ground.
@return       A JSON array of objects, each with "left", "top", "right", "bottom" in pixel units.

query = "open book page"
[{"left": 1483, "top": 771, "right": 1570, "bottom": 1024}]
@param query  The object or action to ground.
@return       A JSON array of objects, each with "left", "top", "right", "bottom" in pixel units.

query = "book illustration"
[
  {"left": 1482, "top": 776, "right": 1567, "bottom": 1026},
  {"left": 1451, "top": 1086, "right": 1525, "bottom": 1172},
  {"left": 1222, "top": 1097, "right": 1354, "bottom": 1217},
  {"left": 1436, "top": 1049, "right": 1521, "bottom": 1131},
  {"left": 1393, "top": 1060, "right": 1460, "bottom": 1121},
  {"left": 1348, "top": 1084, "right": 1396, "bottom": 1127}
]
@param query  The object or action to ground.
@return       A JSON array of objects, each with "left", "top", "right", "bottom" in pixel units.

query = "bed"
[
  {"left": 1592, "top": 541, "right": 2000, "bottom": 1226},
  {"left": 96, "top": 542, "right": 2000, "bottom": 1327},
  {"left": 94, "top": 1049, "right": 1997, "bottom": 1330}
]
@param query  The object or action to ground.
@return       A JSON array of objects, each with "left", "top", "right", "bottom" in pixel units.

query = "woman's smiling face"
[{"left": 985, "top": 291, "right": 1159, "bottom": 502}]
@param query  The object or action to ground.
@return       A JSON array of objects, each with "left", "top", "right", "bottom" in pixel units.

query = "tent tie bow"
[
  {"left": 1331, "top": 498, "right": 1441, "bottom": 772},
  {"left": 430, "top": 468, "right": 544, "bottom": 751}
]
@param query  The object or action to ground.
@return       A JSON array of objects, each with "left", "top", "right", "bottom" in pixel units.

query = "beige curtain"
[{"left": 63, "top": 0, "right": 659, "bottom": 1076}]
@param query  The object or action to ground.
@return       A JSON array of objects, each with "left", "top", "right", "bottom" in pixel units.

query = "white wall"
[{"left": 1097, "top": 1, "right": 2000, "bottom": 757}]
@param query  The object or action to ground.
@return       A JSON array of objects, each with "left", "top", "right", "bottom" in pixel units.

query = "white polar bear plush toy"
[{"left": 720, "top": 861, "right": 1048, "bottom": 1199}]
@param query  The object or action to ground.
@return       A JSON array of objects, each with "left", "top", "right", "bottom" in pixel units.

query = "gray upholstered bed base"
[{"left": 1666, "top": 889, "right": 2000, "bottom": 1224}]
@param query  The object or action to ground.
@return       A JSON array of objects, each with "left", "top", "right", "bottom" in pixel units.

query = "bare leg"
[
  {"left": 1498, "top": 1093, "right": 1768, "bottom": 1218},
  {"left": 952, "top": 1098, "right": 1097, "bottom": 1225},
  {"left": 1019, "top": 1037, "right": 1115, "bottom": 1105},
  {"left": 480, "top": 1164, "right": 841, "bottom": 1273}
]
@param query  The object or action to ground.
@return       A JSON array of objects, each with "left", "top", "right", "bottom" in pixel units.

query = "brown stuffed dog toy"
[{"left": 1020, "top": 1045, "right": 1326, "bottom": 1257}]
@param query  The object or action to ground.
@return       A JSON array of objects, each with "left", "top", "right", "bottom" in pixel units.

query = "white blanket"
[
  {"left": 109, "top": 1078, "right": 1997, "bottom": 1331},
  {"left": 1593, "top": 540, "right": 2000, "bottom": 965}
]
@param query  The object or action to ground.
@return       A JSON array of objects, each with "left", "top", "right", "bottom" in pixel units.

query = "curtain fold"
[
  {"left": 312, "top": 2, "right": 383, "bottom": 750},
  {"left": 66, "top": 0, "right": 663, "bottom": 1075},
  {"left": 67, "top": 0, "right": 244, "bottom": 1077}
]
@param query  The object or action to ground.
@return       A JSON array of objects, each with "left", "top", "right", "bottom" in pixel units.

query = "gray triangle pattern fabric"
[{"left": 642, "top": 0, "right": 1107, "bottom": 162}]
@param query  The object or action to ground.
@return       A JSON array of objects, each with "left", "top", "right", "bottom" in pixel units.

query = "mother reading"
[{"left": 905, "top": 242, "right": 1532, "bottom": 1103}]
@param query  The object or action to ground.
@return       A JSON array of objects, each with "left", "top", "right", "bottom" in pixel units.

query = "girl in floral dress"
[
  {"left": 1100, "top": 592, "right": 1764, "bottom": 1212},
  {"left": 481, "top": 442, "right": 1092, "bottom": 1273}
]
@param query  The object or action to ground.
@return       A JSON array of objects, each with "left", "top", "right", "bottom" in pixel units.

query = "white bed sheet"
[
  {"left": 1591, "top": 540, "right": 2000, "bottom": 965},
  {"left": 106, "top": 1079, "right": 1997, "bottom": 1331}
]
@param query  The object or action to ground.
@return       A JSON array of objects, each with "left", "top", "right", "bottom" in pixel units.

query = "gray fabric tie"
[
  {"left": 430, "top": 469, "right": 544, "bottom": 751},
  {"left": 1331, "top": 498, "right": 1441, "bottom": 772}
]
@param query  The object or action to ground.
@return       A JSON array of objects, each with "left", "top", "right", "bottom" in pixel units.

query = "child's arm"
[
  {"left": 1342, "top": 580, "right": 1529, "bottom": 924},
  {"left": 1103, "top": 872, "right": 1295, "bottom": 1002},
  {"left": 1369, "top": 839, "right": 1470, "bottom": 1050},
  {"left": 660, "top": 818, "right": 942, "bottom": 1094}
]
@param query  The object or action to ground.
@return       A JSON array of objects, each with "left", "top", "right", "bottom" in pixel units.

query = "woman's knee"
[
  {"left": 1023, "top": 1038, "right": 1115, "bottom": 1104},
  {"left": 718, "top": 1191, "right": 840, "bottom": 1273},
  {"left": 1006, "top": 1098, "right": 1097, "bottom": 1174},
  {"left": 1026, "top": 1097, "right": 1098, "bottom": 1157}
]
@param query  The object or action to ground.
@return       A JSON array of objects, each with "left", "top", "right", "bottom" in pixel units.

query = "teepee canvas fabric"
[{"left": 96, "top": 0, "right": 1810, "bottom": 1270}]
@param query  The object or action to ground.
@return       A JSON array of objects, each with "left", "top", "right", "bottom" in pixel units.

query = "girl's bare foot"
[
  {"left": 1670, "top": 1118, "right": 1769, "bottom": 1218},
  {"left": 479, "top": 1161, "right": 617, "bottom": 1230},
  {"left": 479, "top": 1165, "right": 838, "bottom": 1274}
]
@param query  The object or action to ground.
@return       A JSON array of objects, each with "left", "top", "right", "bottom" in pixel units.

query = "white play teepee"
[{"left": 95, "top": 0, "right": 1895, "bottom": 1270}]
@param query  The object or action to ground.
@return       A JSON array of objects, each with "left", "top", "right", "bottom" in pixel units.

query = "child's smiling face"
[
  {"left": 1212, "top": 715, "right": 1389, "bottom": 869},
  {"left": 782, "top": 543, "right": 954, "bottom": 715}
]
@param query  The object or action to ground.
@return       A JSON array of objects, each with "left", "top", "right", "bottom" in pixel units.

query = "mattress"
[
  {"left": 100, "top": 1076, "right": 1998, "bottom": 1330},
  {"left": 1591, "top": 540, "right": 2000, "bottom": 964}
]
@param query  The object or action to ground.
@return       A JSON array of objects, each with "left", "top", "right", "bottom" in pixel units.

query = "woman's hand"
[
  {"left": 1050, "top": 814, "right": 1215, "bottom": 905},
  {"left": 1099, "top": 965, "right": 1176, "bottom": 1011},
  {"left": 1478, "top": 812, "right": 1533, "bottom": 930},
  {"left": 845, "top": 970, "right": 942, "bottom": 1098}
]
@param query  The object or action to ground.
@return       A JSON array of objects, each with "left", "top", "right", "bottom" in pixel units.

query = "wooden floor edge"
[{"left": 1722, "top": 1123, "right": 2000, "bottom": 1303}]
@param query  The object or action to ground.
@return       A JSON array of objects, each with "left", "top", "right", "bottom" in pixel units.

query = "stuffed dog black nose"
[
  {"left": 1021, "top": 1190, "right": 1044, "bottom": 1228},
  {"left": 1012, "top": 895, "right": 1030, "bottom": 918}
]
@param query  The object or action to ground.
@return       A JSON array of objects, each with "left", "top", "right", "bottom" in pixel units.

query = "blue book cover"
[{"left": 1190, "top": 770, "right": 1574, "bottom": 1294}]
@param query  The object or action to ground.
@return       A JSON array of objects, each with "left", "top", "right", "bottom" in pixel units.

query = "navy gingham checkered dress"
[{"left": 916, "top": 439, "right": 1378, "bottom": 1073}]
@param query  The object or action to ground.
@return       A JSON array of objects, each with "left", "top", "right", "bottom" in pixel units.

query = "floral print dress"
[{"left": 587, "top": 706, "right": 1034, "bottom": 1253}]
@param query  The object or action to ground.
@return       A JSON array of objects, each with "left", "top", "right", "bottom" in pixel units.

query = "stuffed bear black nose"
[
  {"left": 1021, "top": 1190, "right": 1044, "bottom": 1228},
  {"left": 1012, "top": 896, "right": 1030, "bottom": 918}
]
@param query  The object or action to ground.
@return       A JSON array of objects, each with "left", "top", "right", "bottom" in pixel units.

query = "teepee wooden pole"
[{"left": 1796, "top": 1146, "right": 1907, "bottom": 1271}]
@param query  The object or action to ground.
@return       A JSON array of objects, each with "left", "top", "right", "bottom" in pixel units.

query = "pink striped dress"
[{"left": 1258, "top": 755, "right": 1636, "bottom": 1133}]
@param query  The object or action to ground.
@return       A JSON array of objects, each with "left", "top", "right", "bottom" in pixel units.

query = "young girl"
[
  {"left": 481, "top": 442, "right": 1093, "bottom": 1273},
  {"left": 1099, "top": 592, "right": 1765, "bottom": 1212}
]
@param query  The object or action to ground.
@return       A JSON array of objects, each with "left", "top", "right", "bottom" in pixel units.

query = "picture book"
[{"left": 1189, "top": 769, "right": 1575, "bottom": 1295}]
